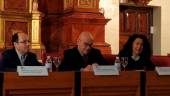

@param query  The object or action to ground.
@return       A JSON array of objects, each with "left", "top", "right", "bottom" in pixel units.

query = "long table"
[
  {"left": 81, "top": 71, "right": 141, "bottom": 96},
  {"left": 2, "top": 71, "right": 170, "bottom": 96},
  {"left": 3, "top": 72, "right": 75, "bottom": 96},
  {"left": 146, "top": 71, "right": 170, "bottom": 96}
]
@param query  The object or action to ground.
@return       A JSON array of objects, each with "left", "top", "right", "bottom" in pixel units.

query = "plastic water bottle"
[
  {"left": 114, "top": 56, "right": 121, "bottom": 71},
  {"left": 45, "top": 56, "right": 52, "bottom": 72}
]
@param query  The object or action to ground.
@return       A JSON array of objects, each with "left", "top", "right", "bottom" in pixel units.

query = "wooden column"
[
  {"left": 0, "top": 0, "right": 4, "bottom": 49},
  {"left": 31, "top": 0, "right": 45, "bottom": 60}
]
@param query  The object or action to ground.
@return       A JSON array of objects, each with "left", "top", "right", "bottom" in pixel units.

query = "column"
[{"left": 31, "top": 0, "right": 45, "bottom": 60}]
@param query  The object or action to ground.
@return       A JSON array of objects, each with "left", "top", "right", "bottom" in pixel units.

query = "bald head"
[
  {"left": 77, "top": 32, "right": 94, "bottom": 55},
  {"left": 78, "top": 32, "right": 93, "bottom": 42}
]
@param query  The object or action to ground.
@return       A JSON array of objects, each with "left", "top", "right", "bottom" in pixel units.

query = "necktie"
[{"left": 21, "top": 55, "right": 26, "bottom": 66}]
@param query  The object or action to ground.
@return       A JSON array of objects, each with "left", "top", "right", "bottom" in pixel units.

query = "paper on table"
[
  {"left": 93, "top": 65, "right": 119, "bottom": 75},
  {"left": 156, "top": 67, "right": 170, "bottom": 75},
  {"left": 17, "top": 66, "right": 48, "bottom": 76}
]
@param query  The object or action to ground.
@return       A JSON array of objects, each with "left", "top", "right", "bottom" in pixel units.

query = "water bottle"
[
  {"left": 114, "top": 56, "right": 121, "bottom": 71},
  {"left": 45, "top": 56, "right": 52, "bottom": 72}
]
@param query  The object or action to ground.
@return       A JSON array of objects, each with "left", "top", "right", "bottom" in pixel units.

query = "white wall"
[
  {"left": 150, "top": 0, "right": 170, "bottom": 55},
  {"left": 99, "top": 0, "right": 119, "bottom": 54},
  {"left": 100, "top": 0, "right": 170, "bottom": 55}
]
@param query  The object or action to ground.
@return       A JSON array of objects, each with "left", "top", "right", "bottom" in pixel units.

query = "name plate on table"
[
  {"left": 156, "top": 67, "right": 170, "bottom": 75},
  {"left": 17, "top": 66, "right": 48, "bottom": 76},
  {"left": 93, "top": 65, "right": 119, "bottom": 75}
]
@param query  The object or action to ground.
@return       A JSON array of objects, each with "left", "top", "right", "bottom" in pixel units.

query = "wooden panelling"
[
  {"left": 74, "top": 0, "right": 99, "bottom": 13},
  {"left": 146, "top": 71, "right": 170, "bottom": 96},
  {"left": 4, "top": 21, "right": 29, "bottom": 48},
  {"left": 61, "top": 13, "right": 107, "bottom": 43},
  {"left": 60, "top": 12, "right": 111, "bottom": 54},
  {"left": 41, "top": 0, "right": 61, "bottom": 14},
  {"left": 64, "top": 0, "right": 74, "bottom": 11},
  {"left": 4, "top": 0, "right": 29, "bottom": 12},
  {"left": 0, "top": 0, "right": 32, "bottom": 50},
  {"left": 81, "top": 71, "right": 140, "bottom": 96},
  {"left": 41, "top": 12, "right": 111, "bottom": 54},
  {"left": 119, "top": 5, "right": 153, "bottom": 50},
  {"left": 3, "top": 72, "right": 74, "bottom": 96},
  {"left": 38, "top": 0, "right": 74, "bottom": 14},
  {"left": 39, "top": 0, "right": 111, "bottom": 54}
]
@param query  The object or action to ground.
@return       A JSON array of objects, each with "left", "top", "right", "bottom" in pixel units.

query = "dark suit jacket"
[
  {"left": 58, "top": 47, "right": 108, "bottom": 71},
  {"left": 1, "top": 48, "right": 42, "bottom": 71},
  {"left": 124, "top": 56, "right": 155, "bottom": 71}
]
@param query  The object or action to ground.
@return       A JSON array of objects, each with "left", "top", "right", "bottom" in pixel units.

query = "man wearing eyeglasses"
[
  {"left": 1, "top": 32, "right": 42, "bottom": 71},
  {"left": 59, "top": 32, "right": 108, "bottom": 71}
]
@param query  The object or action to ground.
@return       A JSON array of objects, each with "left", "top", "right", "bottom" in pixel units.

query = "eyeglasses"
[
  {"left": 84, "top": 42, "right": 93, "bottom": 47},
  {"left": 17, "top": 40, "right": 30, "bottom": 44}
]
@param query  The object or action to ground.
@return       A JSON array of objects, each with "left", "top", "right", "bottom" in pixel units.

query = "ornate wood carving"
[
  {"left": 0, "top": 0, "right": 31, "bottom": 50},
  {"left": 74, "top": 0, "right": 99, "bottom": 12},
  {"left": 0, "top": 0, "right": 45, "bottom": 60},
  {"left": 40, "top": 0, "right": 111, "bottom": 54},
  {"left": 64, "top": 0, "right": 74, "bottom": 11},
  {"left": 59, "top": 12, "right": 111, "bottom": 54}
]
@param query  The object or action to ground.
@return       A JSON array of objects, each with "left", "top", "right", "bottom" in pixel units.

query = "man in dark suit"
[
  {"left": 1, "top": 32, "right": 42, "bottom": 71},
  {"left": 59, "top": 32, "right": 108, "bottom": 71}
]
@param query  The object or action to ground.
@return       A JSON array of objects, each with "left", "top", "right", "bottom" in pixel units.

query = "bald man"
[
  {"left": 59, "top": 32, "right": 108, "bottom": 71},
  {"left": 1, "top": 32, "right": 42, "bottom": 71}
]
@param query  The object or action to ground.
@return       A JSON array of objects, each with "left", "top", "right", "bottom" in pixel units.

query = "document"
[
  {"left": 156, "top": 67, "right": 170, "bottom": 75},
  {"left": 93, "top": 65, "right": 119, "bottom": 75},
  {"left": 17, "top": 66, "right": 48, "bottom": 76}
]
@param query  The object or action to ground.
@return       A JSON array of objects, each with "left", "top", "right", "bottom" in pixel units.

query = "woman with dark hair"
[{"left": 119, "top": 34, "right": 155, "bottom": 71}]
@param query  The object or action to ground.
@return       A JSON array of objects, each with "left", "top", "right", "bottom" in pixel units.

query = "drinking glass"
[
  {"left": 121, "top": 57, "right": 128, "bottom": 71},
  {"left": 53, "top": 56, "right": 61, "bottom": 70}
]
